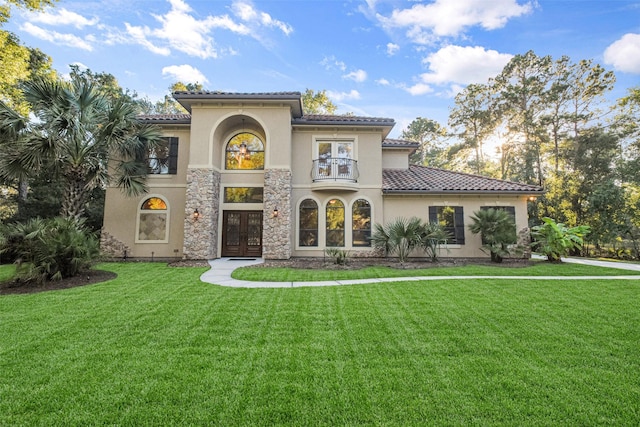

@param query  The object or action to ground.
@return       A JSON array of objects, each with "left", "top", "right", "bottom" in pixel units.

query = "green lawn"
[
  {"left": 233, "top": 260, "right": 640, "bottom": 281},
  {"left": 1, "top": 262, "right": 639, "bottom": 425}
]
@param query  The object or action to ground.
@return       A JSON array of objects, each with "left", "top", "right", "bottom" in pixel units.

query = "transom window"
[
  {"left": 224, "top": 187, "right": 264, "bottom": 203},
  {"left": 225, "top": 132, "right": 264, "bottom": 170},
  {"left": 138, "top": 196, "right": 169, "bottom": 242}
]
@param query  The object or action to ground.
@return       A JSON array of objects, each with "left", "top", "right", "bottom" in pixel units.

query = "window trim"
[
  {"left": 135, "top": 194, "right": 170, "bottom": 244},
  {"left": 429, "top": 205, "right": 465, "bottom": 245},
  {"left": 351, "top": 198, "right": 372, "bottom": 247},
  {"left": 224, "top": 131, "right": 265, "bottom": 171},
  {"left": 147, "top": 137, "right": 178, "bottom": 175},
  {"left": 298, "top": 198, "right": 320, "bottom": 248},
  {"left": 325, "top": 197, "right": 346, "bottom": 247}
]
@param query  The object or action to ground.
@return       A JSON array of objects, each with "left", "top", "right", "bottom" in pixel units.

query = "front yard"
[{"left": 1, "top": 262, "right": 639, "bottom": 425}]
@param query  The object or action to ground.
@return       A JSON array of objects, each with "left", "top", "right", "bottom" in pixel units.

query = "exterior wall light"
[
  {"left": 272, "top": 208, "right": 279, "bottom": 218},
  {"left": 193, "top": 208, "right": 200, "bottom": 221}
]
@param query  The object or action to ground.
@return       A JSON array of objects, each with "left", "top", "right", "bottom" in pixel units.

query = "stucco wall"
[{"left": 382, "top": 194, "right": 531, "bottom": 259}]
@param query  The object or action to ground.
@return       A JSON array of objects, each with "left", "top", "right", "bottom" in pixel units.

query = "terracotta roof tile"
[
  {"left": 293, "top": 115, "right": 395, "bottom": 126},
  {"left": 382, "top": 138, "right": 419, "bottom": 148},
  {"left": 138, "top": 114, "right": 191, "bottom": 124},
  {"left": 383, "top": 165, "right": 544, "bottom": 194}
]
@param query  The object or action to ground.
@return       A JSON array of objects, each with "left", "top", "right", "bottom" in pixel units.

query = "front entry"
[{"left": 221, "top": 211, "right": 263, "bottom": 257}]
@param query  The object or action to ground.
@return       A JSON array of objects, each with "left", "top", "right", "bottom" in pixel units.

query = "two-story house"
[{"left": 101, "top": 91, "right": 544, "bottom": 260}]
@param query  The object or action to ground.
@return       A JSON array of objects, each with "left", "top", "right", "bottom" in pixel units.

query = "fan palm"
[
  {"left": 0, "top": 76, "right": 163, "bottom": 220},
  {"left": 468, "top": 208, "right": 517, "bottom": 263},
  {"left": 371, "top": 217, "right": 423, "bottom": 264}
]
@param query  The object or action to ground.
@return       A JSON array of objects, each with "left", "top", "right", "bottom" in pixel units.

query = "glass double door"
[{"left": 221, "top": 211, "right": 263, "bottom": 257}]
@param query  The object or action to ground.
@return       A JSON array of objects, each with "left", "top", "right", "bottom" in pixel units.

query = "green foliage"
[
  {"left": 301, "top": 89, "right": 337, "bottom": 115},
  {"left": 0, "top": 216, "right": 100, "bottom": 282},
  {"left": 324, "top": 248, "right": 349, "bottom": 265},
  {"left": 400, "top": 117, "right": 449, "bottom": 167},
  {"left": 0, "top": 75, "right": 164, "bottom": 220},
  {"left": 371, "top": 217, "right": 424, "bottom": 264},
  {"left": 419, "top": 221, "right": 450, "bottom": 261},
  {"left": 469, "top": 208, "right": 518, "bottom": 263},
  {"left": 531, "top": 217, "right": 590, "bottom": 262}
]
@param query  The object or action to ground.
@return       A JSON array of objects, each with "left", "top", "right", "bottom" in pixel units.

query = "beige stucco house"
[{"left": 101, "top": 91, "right": 543, "bottom": 260}]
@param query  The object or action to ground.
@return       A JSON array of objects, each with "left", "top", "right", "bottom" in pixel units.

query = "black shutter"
[
  {"left": 428, "top": 206, "right": 437, "bottom": 223},
  {"left": 454, "top": 206, "right": 465, "bottom": 244},
  {"left": 168, "top": 137, "right": 179, "bottom": 175}
]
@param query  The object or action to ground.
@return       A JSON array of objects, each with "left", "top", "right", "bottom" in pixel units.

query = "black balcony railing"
[{"left": 311, "top": 158, "right": 359, "bottom": 182}]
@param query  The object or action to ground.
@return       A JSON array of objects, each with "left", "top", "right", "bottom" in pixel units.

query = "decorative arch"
[
  {"left": 136, "top": 195, "right": 170, "bottom": 243},
  {"left": 225, "top": 132, "right": 264, "bottom": 170}
]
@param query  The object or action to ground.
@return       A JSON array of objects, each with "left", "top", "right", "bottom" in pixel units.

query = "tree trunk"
[{"left": 61, "top": 178, "right": 88, "bottom": 220}]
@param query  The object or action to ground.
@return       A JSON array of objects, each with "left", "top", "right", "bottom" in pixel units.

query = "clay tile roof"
[
  {"left": 382, "top": 138, "right": 420, "bottom": 148},
  {"left": 138, "top": 114, "right": 191, "bottom": 124},
  {"left": 293, "top": 114, "right": 395, "bottom": 126},
  {"left": 383, "top": 165, "right": 544, "bottom": 194},
  {"left": 172, "top": 91, "right": 301, "bottom": 98}
]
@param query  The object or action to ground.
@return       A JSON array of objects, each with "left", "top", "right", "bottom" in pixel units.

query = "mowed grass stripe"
[{"left": 1, "top": 263, "right": 639, "bottom": 425}]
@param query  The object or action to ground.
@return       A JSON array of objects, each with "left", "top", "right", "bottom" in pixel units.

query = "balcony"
[{"left": 311, "top": 158, "right": 359, "bottom": 191}]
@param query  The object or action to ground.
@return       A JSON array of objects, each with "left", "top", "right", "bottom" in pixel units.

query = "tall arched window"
[
  {"left": 299, "top": 199, "right": 318, "bottom": 247},
  {"left": 326, "top": 199, "right": 345, "bottom": 247},
  {"left": 352, "top": 199, "right": 371, "bottom": 247},
  {"left": 225, "top": 132, "right": 264, "bottom": 170},
  {"left": 137, "top": 196, "right": 169, "bottom": 242}
]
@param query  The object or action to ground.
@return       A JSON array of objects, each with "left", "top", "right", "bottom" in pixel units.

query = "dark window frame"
[{"left": 429, "top": 206, "right": 465, "bottom": 245}]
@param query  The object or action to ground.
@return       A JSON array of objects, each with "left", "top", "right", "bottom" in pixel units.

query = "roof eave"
[
  {"left": 172, "top": 92, "right": 303, "bottom": 117},
  {"left": 382, "top": 189, "right": 545, "bottom": 195}
]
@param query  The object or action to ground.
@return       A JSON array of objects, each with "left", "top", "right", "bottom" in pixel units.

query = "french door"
[{"left": 221, "top": 211, "right": 263, "bottom": 257}]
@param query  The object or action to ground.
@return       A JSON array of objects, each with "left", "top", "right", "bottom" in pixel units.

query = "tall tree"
[
  {"left": 0, "top": 0, "right": 57, "bottom": 24},
  {"left": 302, "top": 89, "right": 337, "bottom": 115},
  {"left": 449, "top": 83, "right": 496, "bottom": 174},
  {"left": 0, "top": 76, "right": 164, "bottom": 220},
  {"left": 400, "top": 117, "right": 448, "bottom": 167}
]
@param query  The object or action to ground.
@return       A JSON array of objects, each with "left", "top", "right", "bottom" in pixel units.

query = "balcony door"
[
  {"left": 221, "top": 211, "right": 263, "bottom": 257},
  {"left": 317, "top": 140, "right": 353, "bottom": 179}
]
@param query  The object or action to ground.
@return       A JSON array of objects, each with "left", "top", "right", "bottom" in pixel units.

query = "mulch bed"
[{"left": 0, "top": 269, "right": 117, "bottom": 295}]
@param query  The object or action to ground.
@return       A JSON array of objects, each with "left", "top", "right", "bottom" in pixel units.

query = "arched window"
[
  {"left": 352, "top": 199, "right": 371, "bottom": 247},
  {"left": 326, "top": 199, "right": 345, "bottom": 247},
  {"left": 225, "top": 132, "right": 264, "bottom": 170},
  {"left": 299, "top": 199, "right": 318, "bottom": 247},
  {"left": 137, "top": 196, "right": 169, "bottom": 242}
]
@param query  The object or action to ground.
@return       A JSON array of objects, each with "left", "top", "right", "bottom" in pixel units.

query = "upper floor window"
[
  {"left": 313, "top": 139, "right": 357, "bottom": 181},
  {"left": 225, "top": 132, "right": 264, "bottom": 170},
  {"left": 429, "top": 206, "right": 465, "bottom": 244},
  {"left": 148, "top": 137, "right": 178, "bottom": 175}
]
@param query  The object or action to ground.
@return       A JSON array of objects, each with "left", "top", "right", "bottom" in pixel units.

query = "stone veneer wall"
[
  {"left": 183, "top": 168, "right": 220, "bottom": 259},
  {"left": 262, "top": 169, "right": 292, "bottom": 259},
  {"left": 100, "top": 230, "right": 130, "bottom": 258}
]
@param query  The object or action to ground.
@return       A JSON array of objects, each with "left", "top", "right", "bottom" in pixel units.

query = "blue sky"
[{"left": 6, "top": 0, "right": 640, "bottom": 137}]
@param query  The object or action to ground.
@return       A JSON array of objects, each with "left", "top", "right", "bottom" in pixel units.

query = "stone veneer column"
[
  {"left": 262, "top": 169, "right": 292, "bottom": 259},
  {"left": 183, "top": 168, "right": 220, "bottom": 259}
]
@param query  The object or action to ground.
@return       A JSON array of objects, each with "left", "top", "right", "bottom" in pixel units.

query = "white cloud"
[
  {"left": 386, "top": 42, "right": 400, "bottom": 56},
  {"left": 162, "top": 64, "right": 209, "bottom": 84},
  {"left": 378, "top": 0, "right": 532, "bottom": 42},
  {"left": 326, "top": 90, "right": 361, "bottom": 102},
  {"left": 124, "top": 23, "right": 171, "bottom": 56},
  {"left": 343, "top": 69, "right": 368, "bottom": 82},
  {"left": 604, "top": 33, "right": 640, "bottom": 74},
  {"left": 410, "top": 45, "right": 512, "bottom": 93},
  {"left": 20, "top": 22, "right": 94, "bottom": 51},
  {"left": 28, "top": 8, "right": 99, "bottom": 29},
  {"left": 321, "top": 56, "right": 347, "bottom": 72},
  {"left": 232, "top": 0, "right": 293, "bottom": 35},
  {"left": 376, "top": 78, "right": 390, "bottom": 86}
]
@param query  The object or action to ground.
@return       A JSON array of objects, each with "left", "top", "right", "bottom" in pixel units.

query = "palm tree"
[
  {"left": 371, "top": 217, "right": 424, "bottom": 264},
  {"left": 0, "top": 76, "right": 163, "bottom": 220},
  {"left": 468, "top": 208, "right": 517, "bottom": 263}
]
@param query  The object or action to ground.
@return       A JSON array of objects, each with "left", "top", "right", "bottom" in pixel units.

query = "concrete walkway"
[{"left": 200, "top": 256, "right": 640, "bottom": 289}]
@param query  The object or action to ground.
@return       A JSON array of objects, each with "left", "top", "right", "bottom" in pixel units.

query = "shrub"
[
  {"left": 0, "top": 217, "right": 100, "bottom": 282},
  {"left": 531, "top": 217, "right": 590, "bottom": 262},
  {"left": 325, "top": 248, "right": 349, "bottom": 265},
  {"left": 468, "top": 208, "right": 518, "bottom": 263},
  {"left": 420, "top": 222, "right": 451, "bottom": 262},
  {"left": 371, "top": 217, "right": 423, "bottom": 264}
]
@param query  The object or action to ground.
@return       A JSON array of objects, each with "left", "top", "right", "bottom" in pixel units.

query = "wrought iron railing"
[{"left": 311, "top": 158, "right": 359, "bottom": 182}]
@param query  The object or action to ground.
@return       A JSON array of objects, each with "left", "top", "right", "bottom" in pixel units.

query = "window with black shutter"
[
  {"left": 148, "top": 137, "right": 178, "bottom": 175},
  {"left": 429, "top": 206, "right": 465, "bottom": 244}
]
